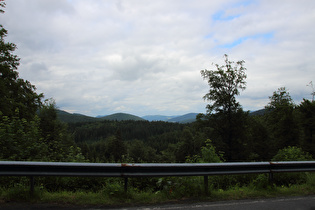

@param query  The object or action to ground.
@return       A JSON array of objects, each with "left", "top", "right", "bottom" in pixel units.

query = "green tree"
[
  {"left": 38, "top": 99, "right": 85, "bottom": 162},
  {"left": 271, "top": 146, "right": 313, "bottom": 185},
  {"left": 106, "top": 130, "right": 127, "bottom": 162},
  {"left": 200, "top": 54, "right": 247, "bottom": 160},
  {"left": 272, "top": 146, "right": 313, "bottom": 161},
  {"left": 297, "top": 99, "right": 315, "bottom": 154},
  {"left": 0, "top": 3, "right": 43, "bottom": 121},
  {"left": 199, "top": 139, "right": 224, "bottom": 163},
  {"left": 0, "top": 110, "right": 48, "bottom": 161},
  {"left": 128, "top": 139, "right": 157, "bottom": 162},
  {"left": 265, "top": 87, "right": 299, "bottom": 155}
]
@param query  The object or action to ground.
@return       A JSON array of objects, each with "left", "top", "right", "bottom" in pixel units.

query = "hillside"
[
  {"left": 249, "top": 108, "right": 267, "bottom": 116},
  {"left": 56, "top": 110, "right": 101, "bottom": 123},
  {"left": 142, "top": 115, "right": 180, "bottom": 121},
  {"left": 99, "top": 113, "right": 146, "bottom": 121},
  {"left": 167, "top": 113, "right": 199, "bottom": 123},
  {"left": 57, "top": 109, "right": 266, "bottom": 124}
]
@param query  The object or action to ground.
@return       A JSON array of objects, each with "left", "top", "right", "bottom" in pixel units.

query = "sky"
[{"left": 2, "top": 0, "right": 315, "bottom": 117}]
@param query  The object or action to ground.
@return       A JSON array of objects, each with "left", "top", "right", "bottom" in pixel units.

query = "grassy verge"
[
  {"left": 0, "top": 182, "right": 314, "bottom": 208},
  {"left": 1, "top": 173, "right": 315, "bottom": 207}
]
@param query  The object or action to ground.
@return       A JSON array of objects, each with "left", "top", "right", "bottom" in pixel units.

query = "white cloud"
[{"left": 2, "top": 0, "right": 315, "bottom": 116}]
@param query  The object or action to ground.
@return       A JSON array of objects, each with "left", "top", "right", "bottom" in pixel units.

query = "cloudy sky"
[{"left": 2, "top": 0, "right": 315, "bottom": 117}]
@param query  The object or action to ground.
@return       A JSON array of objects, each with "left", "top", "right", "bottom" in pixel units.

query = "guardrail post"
[
  {"left": 29, "top": 176, "right": 34, "bottom": 197},
  {"left": 204, "top": 176, "right": 209, "bottom": 196},
  {"left": 269, "top": 172, "right": 273, "bottom": 185},
  {"left": 124, "top": 177, "right": 128, "bottom": 193}
]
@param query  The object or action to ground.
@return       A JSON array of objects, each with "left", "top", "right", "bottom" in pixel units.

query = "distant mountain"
[
  {"left": 95, "top": 115, "right": 107, "bottom": 118},
  {"left": 142, "top": 115, "right": 180, "bottom": 121},
  {"left": 99, "top": 113, "right": 146, "bottom": 121},
  {"left": 57, "top": 109, "right": 266, "bottom": 124},
  {"left": 167, "top": 113, "right": 199, "bottom": 123},
  {"left": 249, "top": 108, "right": 267, "bottom": 116},
  {"left": 56, "top": 110, "right": 101, "bottom": 123}
]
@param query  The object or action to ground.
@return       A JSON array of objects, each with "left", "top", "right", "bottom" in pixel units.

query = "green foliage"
[
  {"left": 297, "top": 99, "right": 315, "bottom": 154},
  {"left": 264, "top": 87, "right": 299, "bottom": 156},
  {"left": 200, "top": 54, "right": 248, "bottom": 161},
  {"left": 0, "top": 7, "right": 85, "bottom": 163},
  {"left": 251, "top": 174, "right": 270, "bottom": 189},
  {"left": 200, "top": 139, "right": 224, "bottom": 163},
  {"left": 0, "top": 110, "right": 48, "bottom": 161},
  {"left": 156, "top": 176, "right": 204, "bottom": 198},
  {"left": 37, "top": 99, "right": 85, "bottom": 162},
  {"left": 272, "top": 146, "right": 313, "bottom": 161},
  {"left": 0, "top": 100, "right": 85, "bottom": 162},
  {"left": 128, "top": 139, "right": 157, "bottom": 162},
  {"left": 266, "top": 87, "right": 294, "bottom": 109},
  {"left": 186, "top": 139, "right": 224, "bottom": 163},
  {"left": 0, "top": 14, "right": 43, "bottom": 121},
  {"left": 201, "top": 54, "right": 247, "bottom": 114},
  {"left": 56, "top": 110, "right": 102, "bottom": 123},
  {"left": 272, "top": 146, "right": 313, "bottom": 185},
  {"left": 305, "top": 172, "right": 315, "bottom": 188}
]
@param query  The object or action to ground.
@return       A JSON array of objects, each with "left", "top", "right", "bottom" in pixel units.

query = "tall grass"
[{"left": 0, "top": 173, "right": 315, "bottom": 206}]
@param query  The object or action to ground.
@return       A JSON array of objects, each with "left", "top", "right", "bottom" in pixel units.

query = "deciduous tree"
[
  {"left": 200, "top": 54, "right": 247, "bottom": 160},
  {"left": 265, "top": 87, "right": 299, "bottom": 155},
  {"left": 0, "top": 2, "right": 43, "bottom": 120}
]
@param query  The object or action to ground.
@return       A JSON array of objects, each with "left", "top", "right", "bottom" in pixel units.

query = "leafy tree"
[
  {"left": 0, "top": 110, "right": 48, "bottom": 161},
  {"left": 265, "top": 87, "right": 294, "bottom": 109},
  {"left": 297, "top": 99, "right": 315, "bottom": 154},
  {"left": 38, "top": 99, "right": 85, "bottom": 162},
  {"left": 127, "top": 139, "right": 157, "bottom": 162},
  {"left": 175, "top": 127, "right": 196, "bottom": 162},
  {"left": 185, "top": 139, "right": 224, "bottom": 163},
  {"left": 200, "top": 54, "right": 247, "bottom": 160},
  {"left": 264, "top": 87, "right": 299, "bottom": 155},
  {"left": 271, "top": 146, "right": 313, "bottom": 185},
  {"left": 199, "top": 139, "right": 224, "bottom": 163},
  {"left": 0, "top": 3, "right": 43, "bottom": 121},
  {"left": 272, "top": 146, "right": 313, "bottom": 161},
  {"left": 200, "top": 54, "right": 246, "bottom": 114},
  {"left": 106, "top": 130, "right": 127, "bottom": 162},
  {"left": 0, "top": 3, "right": 84, "bottom": 162},
  {"left": 246, "top": 115, "right": 270, "bottom": 160}
]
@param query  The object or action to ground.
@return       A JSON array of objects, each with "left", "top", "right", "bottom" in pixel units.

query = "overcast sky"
[{"left": 2, "top": 0, "right": 315, "bottom": 117}]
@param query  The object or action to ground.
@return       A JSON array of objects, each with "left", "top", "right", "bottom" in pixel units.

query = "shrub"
[{"left": 271, "top": 146, "right": 313, "bottom": 185}]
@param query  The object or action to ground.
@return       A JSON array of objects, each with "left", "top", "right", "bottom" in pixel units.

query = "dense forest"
[
  {"left": 1, "top": 0, "right": 315, "bottom": 165},
  {"left": 65, "top": 92, "right": 315, "bottom": 163}
]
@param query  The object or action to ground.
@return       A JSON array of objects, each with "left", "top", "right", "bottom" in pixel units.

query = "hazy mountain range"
[
  {"left": 57, "top": 110, "right": 200, "bottom": 124},
  {"left": 57, "top": 109, "right": 266, "bottom": 124}
]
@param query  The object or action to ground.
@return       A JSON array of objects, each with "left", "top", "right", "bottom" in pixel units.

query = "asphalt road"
[
  {"left": 124, "top": 196, "right": 315, "bottom": 210},
  {"left": 0, "top": 196, "right": 315, "bottom": 210}
]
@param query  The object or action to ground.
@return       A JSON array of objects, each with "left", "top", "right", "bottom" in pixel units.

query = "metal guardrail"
[{"left": 1, "top": 161, "right": 315, "bottom": 195}]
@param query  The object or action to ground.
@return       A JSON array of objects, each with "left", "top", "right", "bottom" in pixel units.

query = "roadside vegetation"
[{"left": 0, "top": 172, "right": 315, "bottom": 207}]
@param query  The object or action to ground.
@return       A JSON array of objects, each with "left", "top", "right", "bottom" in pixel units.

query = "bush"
[
  {"left": 271, "top": 146, "right": 313, "bottom": 185},
  {"left": 272, "top": 146, "right": 313, "bottom": 161}
]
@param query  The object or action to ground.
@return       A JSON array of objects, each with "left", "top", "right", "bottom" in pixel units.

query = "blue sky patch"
[
  {"left": 212, "top": 10, "right": 240, "bottom": 21},
  {"left": 220, "top": 32, "right": 275, "bottom": 48}
]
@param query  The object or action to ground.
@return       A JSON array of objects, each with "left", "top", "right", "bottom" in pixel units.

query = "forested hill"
[
  {"left": 57, "top": 110, "right": 201, "bottom": 123},
  {"left": 57, "top": 110, "right": 102, "bottom": 123},
  {"left": 99, "top": 113, "right": 145, "bottom": 121},
  {"left": 167, "top": 113, "right": 199, "bottom": 123}
]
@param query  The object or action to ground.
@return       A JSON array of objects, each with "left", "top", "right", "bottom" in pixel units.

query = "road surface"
[{"left": 0, "top": 195, "right": 314, "bottom": 209}]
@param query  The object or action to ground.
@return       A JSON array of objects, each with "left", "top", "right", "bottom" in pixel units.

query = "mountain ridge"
[
  {"left": 56, "top": 108, "right": 267, "bottom": 124},
  {"left": 57, "top": 110, "right": 199, "bottom": 123}
]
